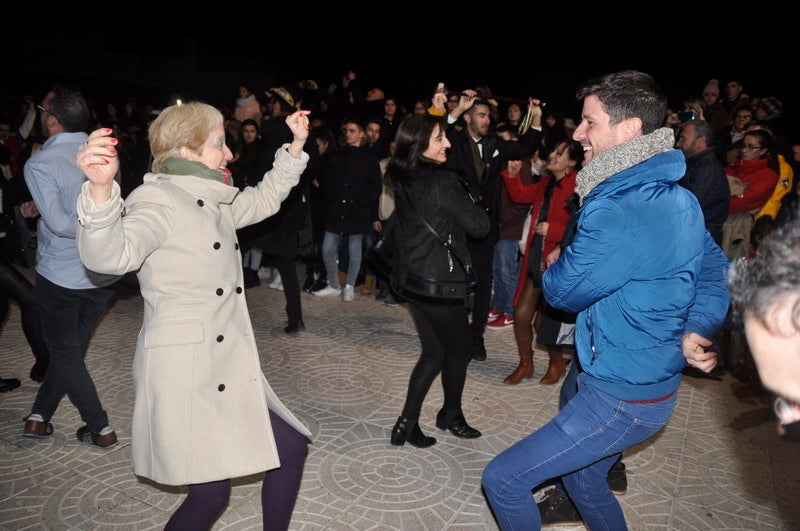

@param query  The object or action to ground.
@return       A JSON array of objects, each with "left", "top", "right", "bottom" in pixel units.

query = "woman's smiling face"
[{"left": 185, "top": 125, "right": 233, "bottom": 171}]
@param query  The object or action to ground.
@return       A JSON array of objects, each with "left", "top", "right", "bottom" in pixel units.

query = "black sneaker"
[
  {"left": 537, "top": 488, "right": 582, "bottom": 526},
  {"left": 607, "top": 460, "right": 627, "bottom": 495},
  {"left": 302, "top": 276, "right": 316, "bottom": 292},
  {"left": 243, "top": 269, "right": 260, "bottom": 289}
]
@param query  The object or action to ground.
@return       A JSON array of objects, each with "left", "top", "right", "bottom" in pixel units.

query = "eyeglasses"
[
  {"left": 741, "top": 144, "right": 763, "bottom": 151},
  {"left": 735, "top": 114, "right": 752, "bottom": 120},
  {"left": 36, "top": 105, "right": 58, "bottom": 118}
]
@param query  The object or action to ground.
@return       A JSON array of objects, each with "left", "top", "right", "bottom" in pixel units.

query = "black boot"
[
  {"left": 284, "top": 319, "right": 306, "bottom": 336},
  {"left": 390, "top": 416, "right": 436, "bottom": 448},
  {"left": 436, "top": 410, "right": 481, "bottom": 438}
]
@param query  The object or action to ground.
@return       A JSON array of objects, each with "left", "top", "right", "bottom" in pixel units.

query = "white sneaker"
[
  {"left": 269, "top": 271, "right": 283, "bottom": 290},
  {"left": 342, "top": 284, "right": 355, "bottom": 302},
  {"left": 312, "top": 284, "right": 341, "bottom": 297},
  {"left": 257, "top": 267, "right": 273, "bottom": 281}
]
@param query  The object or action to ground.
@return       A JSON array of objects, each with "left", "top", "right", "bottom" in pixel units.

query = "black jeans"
[
  {"left": 401, "top": 299, "right": 472, "bottom": 424},
  {"left": 30, "top": 274, "right": 114, "bottom": 432},
  {"left": 0, "top": 256, "right": 48, "bottom": 365},
  {"left": 274, "top": 255, "right": 302, "bottom": 325}
]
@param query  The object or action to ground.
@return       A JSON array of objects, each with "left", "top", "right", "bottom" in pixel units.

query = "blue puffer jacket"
[{"left": 543, "top": 148, "right": 730, "bottom": 401}]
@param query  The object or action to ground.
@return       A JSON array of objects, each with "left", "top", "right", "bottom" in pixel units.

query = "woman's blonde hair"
[{"left": 148, "top": 101, "right": 223, "bottom": 172}]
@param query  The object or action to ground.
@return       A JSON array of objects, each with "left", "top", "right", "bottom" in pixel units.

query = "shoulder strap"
[{"left": 401, "top": 188, "right": 472, "bottom": 275}]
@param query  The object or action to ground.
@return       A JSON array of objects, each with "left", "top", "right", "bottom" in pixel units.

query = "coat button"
[
  {"left": 236, "top": 287, "right": 242, "bottom": 293},
  {"left": 213, "top": 242, "right": 221, "bottom": 249},
  {"left": 197, "top": 199, "right": 205, "bottom": 207},
  {"left": 216, "top": 335, "right": 224, "bottom": 342},
  {"left": 216, "top": 288, "right": 223, "bottom": 296},
  {"left": 218, "top": 384, "right": 225, "bottom": 392}
]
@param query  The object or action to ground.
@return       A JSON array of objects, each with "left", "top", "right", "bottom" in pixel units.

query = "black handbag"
[
  {"left": 365, "top": 212, "right": 397, "bottom": 279},
  {"left": 296, "top": 205, "right": 317, "bottom": 259}
]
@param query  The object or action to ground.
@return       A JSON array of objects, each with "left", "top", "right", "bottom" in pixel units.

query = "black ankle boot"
[
  {"left": 436, "top": 410, "right": 481, "bottom": 439},
  {"left": 390, "top": 416, "right": 436, "bottom": 448},
  {"left": 284, "top": 320, "right": 305, "bottom": 336}
]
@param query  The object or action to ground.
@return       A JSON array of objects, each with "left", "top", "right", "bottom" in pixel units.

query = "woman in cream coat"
[{"left": 75, "top": 102, "right": 312, "bottom": 530}]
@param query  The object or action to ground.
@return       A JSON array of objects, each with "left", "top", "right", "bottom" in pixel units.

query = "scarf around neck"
[
  {"left": 574, "top": 127, "right": 675, "bottom": 203},
  {"left": 161, "top": 158, "right": 232, "bottom": 186},
  {"left": 236, "top": 94, "right": 256, "bottom": 108}
]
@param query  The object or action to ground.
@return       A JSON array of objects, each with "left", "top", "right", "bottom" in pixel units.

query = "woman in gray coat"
[{"left": 75, "top": 102, "right": 312, "bottom": 530}]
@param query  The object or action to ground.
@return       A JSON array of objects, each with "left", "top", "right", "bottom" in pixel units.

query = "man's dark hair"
[
  {"left": 49, "top": 83, "right": 90, "bottom": 132},
  {"left": 575, "top": 70, "right": 666, "bottom": 134}
]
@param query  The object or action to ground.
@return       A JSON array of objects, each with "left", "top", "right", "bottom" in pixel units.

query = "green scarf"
[{"left": 161, "top": 158, "right": 232, "bottom": 186}]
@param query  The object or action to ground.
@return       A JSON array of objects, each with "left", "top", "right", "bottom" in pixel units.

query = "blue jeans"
[
  {"left": 30, "top": 274, "right": 114, "bottom": 432},
  {"left": 322, "top": 231, "right": 364, "bottom": 288},
  {"left": 483, "top": 373, "right": 677, "bottom": 530},
  {"left": 490, "top": 239, "right": 520, "bottom": 317}
]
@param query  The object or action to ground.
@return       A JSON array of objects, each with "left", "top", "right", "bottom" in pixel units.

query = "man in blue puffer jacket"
[{"left": 483, "top": 70, "right": 730, "bottom": 530}]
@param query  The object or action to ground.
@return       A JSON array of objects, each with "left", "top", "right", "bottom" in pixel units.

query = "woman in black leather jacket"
[{"left": 386, "top": 112, "right": 491, "bottom": 447}]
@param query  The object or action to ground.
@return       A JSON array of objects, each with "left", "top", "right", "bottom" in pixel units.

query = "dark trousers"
[
  {"left": 30, "top": 273, "right": 113, "bottom": 432},
  {"left": 0, "top": 256, "right": 49, "bottom": 364},
  {"left": 467, "top": 236, "right": 496, "bottom": 334},
  {"left": 274, "top": 255, "right": 302, "bottom": 325},
  {"left": 401, "top": 300, "right": 472, "bottom": 423}
]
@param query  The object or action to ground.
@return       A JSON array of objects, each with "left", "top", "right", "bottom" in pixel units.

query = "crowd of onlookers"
[{"left": 1, "top": 72, "right": 797, "bottom": 354}]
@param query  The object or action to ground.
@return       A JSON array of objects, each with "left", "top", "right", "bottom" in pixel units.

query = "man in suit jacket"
[{"left": 444, "top": 91, "right": 535, "bottom": 361}]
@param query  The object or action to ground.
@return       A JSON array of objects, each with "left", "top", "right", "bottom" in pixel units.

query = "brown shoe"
[
  {"left": 539, "top": 356, "right": 566, "bottom": 385},
  {"left": 503, "top": 354, "right": 534, "bottom": 385},
  {"left": 76, "top": 426, "right": 118, "bottom": 448},
  {"left": 23, "top": 417, "right": 54, "bottom": 439}
]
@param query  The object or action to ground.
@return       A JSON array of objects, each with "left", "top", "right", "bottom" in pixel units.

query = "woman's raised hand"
[
  {"left": 286, "top": 110, "right": 311, "bottom": 141},
  {"left": 77, "top": 128, "right": 119, "bottom": 187}
]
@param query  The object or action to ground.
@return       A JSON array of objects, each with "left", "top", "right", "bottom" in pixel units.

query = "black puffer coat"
[
  {"left": 390, "top": 165, "right": 490, "bottom": 302},
  {"left": 320, "top": 144, "right": 382, "bottom": 235}
]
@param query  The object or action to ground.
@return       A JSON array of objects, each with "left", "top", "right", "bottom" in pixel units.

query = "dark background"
[{"left": 2, "top": 12, "right": 793, "bottom": 139}]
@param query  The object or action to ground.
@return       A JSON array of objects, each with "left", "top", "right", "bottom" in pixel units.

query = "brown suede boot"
[
  {"left": 362, "top": 274, "right": 375, "bottom": 295},
  {"left": 539, "top": 351, "right": 566, "bottom": 385},
  {"left": 503, "top": 352, "right": 534, "bottom": 385}
]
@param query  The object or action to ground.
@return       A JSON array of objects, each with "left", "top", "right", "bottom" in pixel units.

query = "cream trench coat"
[{"left": 76, "top": 145, "right": 312, "bottom": 486}]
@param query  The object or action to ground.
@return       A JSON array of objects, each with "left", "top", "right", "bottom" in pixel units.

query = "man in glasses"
[
  {"left": 728, "top": 204, "right": 800, "bottom": 442},
  {"left": 21, "top": 83, "right": 120, "bottom": 447}
]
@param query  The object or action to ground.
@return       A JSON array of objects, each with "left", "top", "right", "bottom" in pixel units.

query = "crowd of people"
[{"left": 1, "top": 68, "right": 798, "bottom": 529}]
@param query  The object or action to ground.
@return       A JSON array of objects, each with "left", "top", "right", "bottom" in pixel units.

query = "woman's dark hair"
[
  {"left": 550, "top": 139, "right": 585, "bottom": 172},
  {"left": 743, "top": 129, "right": 779, "bottom": 173},
  {"left": 241, "top": 118, "right": 260, "bottom": 138},
  {"left": 384, "top": 113, "right": 445, "bottom": 191}
]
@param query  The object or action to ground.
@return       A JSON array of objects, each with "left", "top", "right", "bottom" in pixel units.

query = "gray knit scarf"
[{"left": 574, "top": 127, "right": 676, "bottom": 203}]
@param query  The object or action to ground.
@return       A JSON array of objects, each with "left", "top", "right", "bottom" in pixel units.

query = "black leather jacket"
[{"left": 390, "top": 165, "right": 490, "bottom": 302}]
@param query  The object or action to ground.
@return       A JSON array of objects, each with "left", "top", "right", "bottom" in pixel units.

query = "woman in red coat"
[
  {"left": 501, "top": 139, "right": 583, "bottom": 385},
  {"left": 726, "top": 129, "right": 779, "bottom": 215}
]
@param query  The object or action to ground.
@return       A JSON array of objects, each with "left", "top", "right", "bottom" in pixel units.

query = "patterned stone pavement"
[{"left": 1, "top": 266, "right": 799, "bottom": 530}]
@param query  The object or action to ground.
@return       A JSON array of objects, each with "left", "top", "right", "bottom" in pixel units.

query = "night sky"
[{"left": 3, "top": 12, "right": 793, "bottom": 139}]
